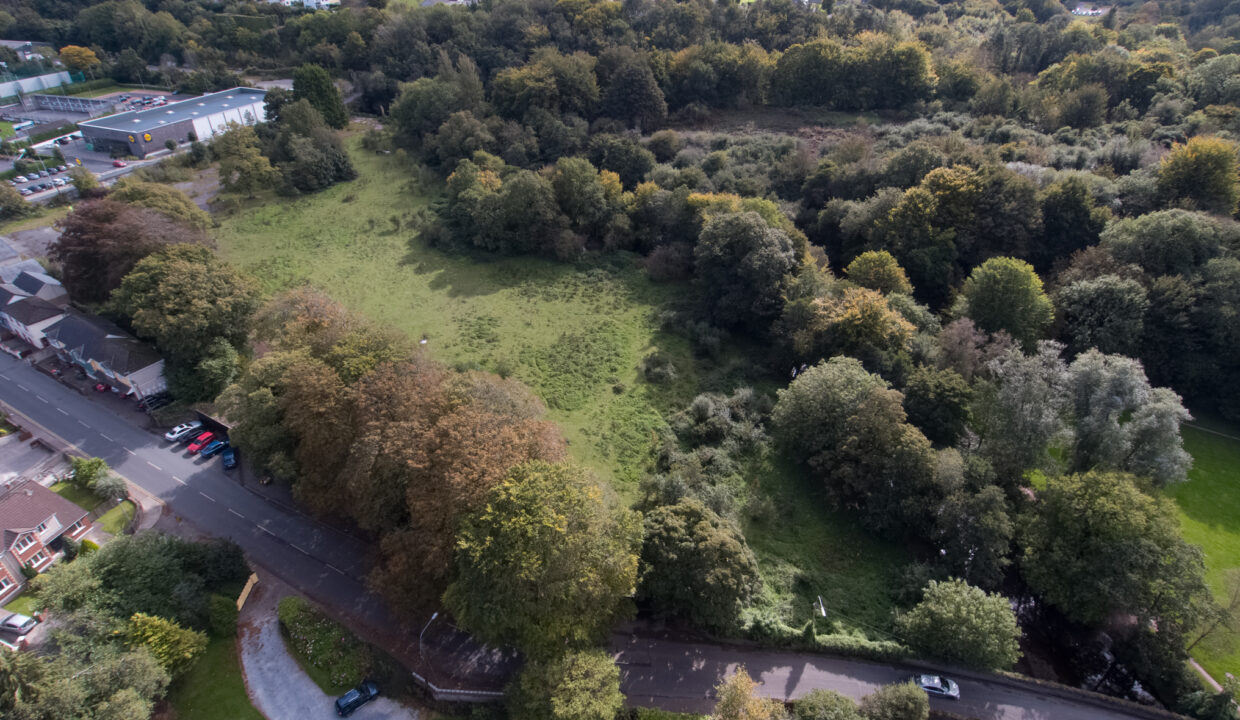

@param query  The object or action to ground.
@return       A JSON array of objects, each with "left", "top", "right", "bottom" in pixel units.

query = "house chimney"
[{"left": 25, "top": 489, "right": 32, "bottom": 496}]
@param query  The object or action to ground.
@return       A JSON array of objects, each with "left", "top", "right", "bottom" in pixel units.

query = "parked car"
[
  {"left": 112, "top": 160, "right": 127, "bottom": 167},
  {"left": 913, "top": 674, "right": 960, "bottom": 700},
  {"left": 58, "top": 165, "right": 68, "bottom": 172},
  {"left": 186, "top": 431, "right": 215, "bottom": 453},
  {"left": 14, "top": 175, "right": 26, "bottom": 183},
  {"left": 334, "top": 681, "right": 379, "bottom": 717},
  {"left": 221, "top": 446, "right": 239, "bottom": 470},
  {"left": 0, "top": 613, "right": 38, "bottom": 636},
  {"left": 19, "top": 188, "right": 30, "bottom": 196},
  {"left": 200, "top": 439, "right": 229, "bottom": 458},
  {"left": 53, "top": 178, "right": 65, "bottom": 187},
  {"left": 164, "top": 421, "right": 203, "bottom": 442}
]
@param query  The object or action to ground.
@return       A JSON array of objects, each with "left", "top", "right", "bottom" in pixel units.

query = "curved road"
[{"left": 0, "top": 353, "right": 1160, "bottom": 720}]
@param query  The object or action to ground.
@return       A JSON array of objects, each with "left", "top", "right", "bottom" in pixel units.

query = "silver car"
[
  {"left": 164, "top": 421, "right": 203, "bottom": 442},
  {"left": 1, "top": 612, "right": 37, "bottom": 635},
  {"left": 913, "top": 674, "right": 960, "bottom": 699}
]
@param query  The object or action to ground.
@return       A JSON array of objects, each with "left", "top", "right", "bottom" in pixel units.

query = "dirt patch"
[{"left": 173, "top": 167, "right": 221, "bottom": 211}]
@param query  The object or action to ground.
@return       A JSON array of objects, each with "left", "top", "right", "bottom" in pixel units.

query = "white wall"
[
  {"left": 192, "top": 100, "right": 267, "bottom": 141},
  {"left": 0, "top": 71, "right": 71, "bottom": 99}
]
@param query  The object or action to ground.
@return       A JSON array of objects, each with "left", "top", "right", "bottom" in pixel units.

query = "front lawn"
[
  {"left": 3, "top": 593, "right": 39, "bottom": 616},
  {"left": 167, "top": 635, "right": 263, "bottom": 720},
  {"left": 1166, "top": 423, "right": 1240, "bottom": 681},
  {"left": 97, "top": 500, "right": 135, "bottom": 534},
  {"left": 50, "top": 481, "right": 97, "bottom": 512}
]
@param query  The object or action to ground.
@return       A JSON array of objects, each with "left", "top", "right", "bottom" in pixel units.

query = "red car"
[
  {"left": 112, "top": 159, "right": 127, "bottom": 167},
  {"left": 187, "top": 431, "right": 215, "bottom": 454}
]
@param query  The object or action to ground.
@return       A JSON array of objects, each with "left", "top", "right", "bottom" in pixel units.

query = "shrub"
[
  {"left": 208, "top": 594, "right": 239, "bottom": 638},
  {"left": 795, "top": 689, "right": 862, "bottom": 720},
  {"left": 80, "top": 539, "right": 100, "bottom": 555},
  {"left": 92, "top": 472, "right": 128, "bottom": 501},
  {"left": 277, "top": 596, "right": 371, "bottom": 688},
  {"left": 642, "top": 352, "right": 678, "bottom": 384},
  {"left": 860, "top": 682, "right": 928, "bottom": 720},
  {"left": 61, "top": 537, "right": 81, "bottom": 562}
]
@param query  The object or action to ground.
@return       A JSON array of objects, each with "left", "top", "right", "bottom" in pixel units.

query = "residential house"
[
  {"left": 0, "top": 270, "right": 68, "bottom": 351},
  {"left": 0, "top": 480, "right": 91, "bottom": 604},
  {"left": 42, "top": 308, "right": 167, "bottom": 398},
  {"left": 10, "top": 270, "right": 67, "bottom": 305}
]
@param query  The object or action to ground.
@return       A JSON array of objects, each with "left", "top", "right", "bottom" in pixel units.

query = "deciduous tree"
[
  {"left": 507, "top": 650, "right": 623, "bottom": 720},
  {"left": 713, "top": 668, "right": 788, "bottom": 720},
  {"left": 1158, "top": 136, "right": 1240, "bottom": 216},
  {"left": 859, "top": 682, "right": 928, "bottom": 720},
  {"left": 292, "top": 63, "right": 348, "bottom": 129},
  {"left": 108, "top": 179, "right": 211, "bottom": 230},
  {"left": 956, "top": 257, "right": 1054, "bottom": 349},
  {"left": 896, "top": 579, "right": 1021, "bottom": 670},
  {"left": 124, "top": 613, "right": 207, "bottom": 677},
  {"left": 845, "top": 250, "right": 913, "bottom": 295},
  {"left": 695, "top": 211, "right": 799, "bottom": 332}
]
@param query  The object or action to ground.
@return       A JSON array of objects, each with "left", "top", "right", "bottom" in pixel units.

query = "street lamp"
[{"left": 417, "top": 611, "right": 439, "bottom": 683}]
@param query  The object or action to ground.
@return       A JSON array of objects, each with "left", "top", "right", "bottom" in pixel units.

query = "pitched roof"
[
  {"left": 12, "top": 270, "right": 57, "bottom": 296},
  {"left": 1, "top": 295, "right": 63, "bottom": 327},
  {"left": 43, "top": 308, "right": 162, "bottom": 376},
  {"left": 0, "top": 480, "right": 88, "bottom": 551}
]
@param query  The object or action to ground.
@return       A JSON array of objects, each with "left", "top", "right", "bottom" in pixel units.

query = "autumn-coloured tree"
[{"left": 59, "top": 45, "right": 100, "bottom": 72}]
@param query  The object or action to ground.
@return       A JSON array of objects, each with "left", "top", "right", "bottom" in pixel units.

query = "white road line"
[
  {"left": 99, "top": 433, "right": 114, "bottom": 441},
  {"left": 172, "top": 476, "right": 185, "bottom": 485},
  {"left": 258, "top": 525, "right": 275, "bottom": 535},
  {"left": 56, "top": 408, "right": 68, "bottom": 415},
  {"left": 125, "top": 448, "right": 136, "bottom": 455},
  {"left": 0, "top": 374, "right": 8, "bottom": 380},
  {"left": 16, "top": 383, "right": 28, "bottom": 391},
  {"left": 291, "top": 544, "right": 310, "bottom": 555},
  {"left": 326, "top": 563, "right": 345, "bottom": 575},
  {"left": 146, "top": 461, "right": 161, "bottom": 470},
  {"left": 228, "top": 509, "right": 244, "bottom": 519},
  {"left": 35, "top": 395, "right": 48, "bottom": 404},
  {"left": 198, "top": 491, "right": 215, "bottom": 502},
  {"left": 77, "top": 419, "right": 88, "bottom": 427}
]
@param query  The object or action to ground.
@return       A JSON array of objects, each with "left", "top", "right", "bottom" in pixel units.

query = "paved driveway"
[{"left": 239, "top": 575, "right": 420, "bottom": 720}]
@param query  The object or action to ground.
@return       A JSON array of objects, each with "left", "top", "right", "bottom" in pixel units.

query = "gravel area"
[{"left": 238, "top": 574, "right": 422, "bottom": 720}]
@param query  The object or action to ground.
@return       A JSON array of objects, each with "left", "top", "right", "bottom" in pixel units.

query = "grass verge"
[
  {"left": 3, "top": 593, "right": 39, "bottom": 616},
  {"left": 167, "top": 635, "right": 264, "bottom": 720},
  {"left": 50, "top": 481, "right": 97, "bottom": 512},
  {"left": 0, "top": 205, "right": 69, "bottom": 235},
  {"left": 97, "top": 500, "right": 135, "bottom": 534},
  {"left": 1166, "top": 424, "right": 1240, "bottom": 681},
  {"left": 277, "top": 595, "right": 368, "bottom": 695}
]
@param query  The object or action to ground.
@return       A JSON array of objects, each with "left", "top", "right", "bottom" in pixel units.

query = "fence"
[{"left": 0, "top": 71, "right": 72, "bottom": 101}]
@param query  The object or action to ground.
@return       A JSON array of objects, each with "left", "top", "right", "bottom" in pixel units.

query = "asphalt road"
[{"left": 0, "top": 353, "right": 1163, "bottom": 720}]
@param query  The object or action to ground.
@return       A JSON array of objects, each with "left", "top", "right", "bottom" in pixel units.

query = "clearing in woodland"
[{"left": 211, "top": 135, "right": 902, "bottom": 635}]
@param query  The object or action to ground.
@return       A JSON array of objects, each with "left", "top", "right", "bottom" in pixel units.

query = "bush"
[
  {"left": 795, "top": 689, "right": 862, "bottom": 720},
  {"left": 61, "top": 536, "right": 81, "bottom": 562},
  {"left": 80, "top": 539, "right": 100, "bottom": 555},
  {"left": 859, "top": 682, "right": 928, "bottom": 720},
  {"left": 277, "top": 596, "right": 371, "bottom": 689},
  {"left": 92, "top": 472, "right": 128, "bottom": 501},
  {"left": 208, "top": 594, "right": 238, "bottom": 637},
  {"left": 642, "top": 352, "right": 678, "bottom": 384}
]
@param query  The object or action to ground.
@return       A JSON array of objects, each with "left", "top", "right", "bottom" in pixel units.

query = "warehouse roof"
[{"left": 78, "top": 86, "right": 267, "bottom": 133}]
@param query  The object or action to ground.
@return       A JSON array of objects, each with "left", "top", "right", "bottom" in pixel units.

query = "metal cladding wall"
[{"left": 80, "top": 118, "right": 195, "bottom": 158}]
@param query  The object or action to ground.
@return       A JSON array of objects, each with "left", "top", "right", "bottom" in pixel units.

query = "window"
[
  {"left": 0, "top": 577, "right": 11, "bottom": 591},
  {"left": 28, "top": 550, "right": 47, "bottom": 567},
  {"left": 34, "top": 522, "right": 46, "bottom": 533},
  {"left": 14, "top": 534, "right": 34, "bottom": 552},
  {"left": 69, "top": 520, "right": 84, "bottom": 533}
]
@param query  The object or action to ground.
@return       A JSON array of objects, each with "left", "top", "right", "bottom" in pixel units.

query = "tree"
[
  {"left": 0, "top": 183, "right": 29, "bottom": 221},
  {"left": 845, "top": 251, "right": 913, "bottom": 295},
  {"left": 1158, "top": 136, "right": 1240, "bottom": 216},
  {"left": 507, "top": 650, "right": 623, "bottom": 720},
  {"left": 0, "top": 646, "right": 42, "bottom": 712},
  {"left": 292, "top": 63, "right": 348, "bottom": 129},
  {"left": 588, "top": 134, "right": 656, "bottom": 189},
  {"left": 638, "top": 499, "right": 761, "bottom": 632},
  {"left": 971, "top": 342, "right": 1069, "bottom": 482},
  {"left": 782, "top": 288, "right": 914, "bottom": 374},
  {"left": 1020, "top": 471, "right": 1211, "bottom": 628},
  {"left": 956, "top": 257, "right": 1053, "bottom": 348},
  {"left": 68, "top": 166, "right": 100, "bottom": 195},
  {"left": 713, "top": 668, "right": 788, "bottom": 720},
  {"left": 69, "top": 457, "right": 108, "bottom": 492},
  {"left": 214, "top": 124, "right": 278, "bottom": 198},
  {"left": 1034, "top": 177, "right": 1110, "bottom": 271},
  {"left": 108, "top": 179, "right": 211, "bottom": 230},
  {"left": 695, "top": 211, "right": 799, "bottom": 332},
  {"left": 901, "top": 366, "right": 972, "bottom": 447},
  {"left": 896, "top": 579, "right": 1021, "bottom": 670},
  {"left": 109, "top": 244, "right": 259, "bottom": 365},
  {"left": 124, "top": 613, "right": 207, "bottom": 677},
  {"left": 1066, "top": 350, "right": 1192, "bottom": 487},
  {"left": 934, "top": 482, "right": 1014, "bottom": 589},
  {"left": 91, "top": 472, "right": 127, "bottom": 502},
  {"left": 58, "top": 45, "right": 100, "bottom": 72},
  {"left": 444, "top": 461, "right": 641, "bottom": 658},
  {"left": 601, "top": 61, "right": 667, "bottom": 131},
  {"left": 794, "top": 690, "right": 862, "bottom": 720},
  {"left": 1055, "top": 275, "right": 1149, "bottom": 357},
  {"left": 859, "top": 682, "right": 928, "bottom": 720}
]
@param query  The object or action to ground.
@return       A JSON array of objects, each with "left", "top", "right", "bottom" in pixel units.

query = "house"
[
  {"left": 0, "top": 270, "right": 68, "bottom": 351},
  {"left": 0, "top": 480, "right": 91, "bottom": 604},
  {"left": 10, "top": 270, "right": 67, "bottom": 305},
  {"left": 42, "top": 308, "right": 167, "bottom": 398}
]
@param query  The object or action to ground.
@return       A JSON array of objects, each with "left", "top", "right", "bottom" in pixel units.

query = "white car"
[
  {"left": 164, "top": 421, "right": 203, "bottom": 442},
  {"left": 0, "top": 613, "right": 37, "bottom": 636},
  {"left": 913, "top": 674, "right": 960, "bottom": 699}
]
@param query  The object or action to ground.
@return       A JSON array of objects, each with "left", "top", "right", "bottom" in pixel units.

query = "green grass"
[
  {"left": 1167, "top": 424, "right": 1240, "bottom": 681},
  {"left": 97, "top": 500, "right": 134, "bottom": 534},
  {"left": 50, "top": 481, "right": 98, "bottom": 512},
  {"left": 4, "top": 593, "right": 39, "bottom": 616},
  {"left": 0, "top": 121, "right": 13, "bottom": 138},
  {"left": 167, "top": 635, "right": 264, "bottom": 720},
  {"left": 0, "top": 205, "right": 70, "bottom": 235},
  {"left": 277, "top": 596, "right": 367, "bottom": 695},
  {"left": 213, "top": 135, "right": 903, "bottom": 639}
]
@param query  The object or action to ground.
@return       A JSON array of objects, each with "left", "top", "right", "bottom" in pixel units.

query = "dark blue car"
[
  {"left": 221, "top": 446, "right": 238, "bottom": 470},
  {"left": 335, "top": 681, "right": 379, "bottom": 717},
  {"left": 200, "top": 439, "right": 229, "bottom": 458}
]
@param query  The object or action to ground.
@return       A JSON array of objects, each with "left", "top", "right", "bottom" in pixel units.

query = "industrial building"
[{"left": 77, "top": 86, "right": 267, "bottom": 158}]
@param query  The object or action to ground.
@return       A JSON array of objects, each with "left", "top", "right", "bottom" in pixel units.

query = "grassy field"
[
  {"left": 98, "top": 500, "right": 135, "bottom": 534},
  {"left": 1167, "top": 423, "right": 1240, "bottom": 681},
  {"left": 50, "top": 481, "right": 97, "bottom": 511},
  {"left": 212, "top": 134, "right": 903, "bottom": 636},
  {"left": 167, "top": 635, "right": 264, "bottom": 720},
  {"left": 3, "top": 593, "right": 39, "bottom": 616}
]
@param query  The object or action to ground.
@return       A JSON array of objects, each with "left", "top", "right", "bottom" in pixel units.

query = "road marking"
[
  {"left": 326, "top": 563, "right": 345, "bottom": 575},
  {"left": 172, "top": 476, "right": 185, "bottom": 485},
  {"left": 0, "top": 374, "right": 7, "bottom": 380},
  {"left": 35, "top": 395, "right": 48, "bottom": 404},
  {"left": 77, "top": 419, "right": 88, "bottom": 427},
  {"left": 228, "top": 508, "right": 244, "bottom": 519},
  {"left": 16, "top": 383, "right": 28, "bottom": 391},
  {"left": 125, "top": 448, "right": 136, "bottom": 455},
  {"left": 99, "top": 433, "right": 114, "bottom": 441},
  {"left": 258, "top": 525, "right": 275, "bottom": 536},
  {"left": 146, "top": 461, "right": 161, "bottom": 470},
  {"left": 291, "top": 543, "right": 310, "bottom": 555},
  {"left": 198, "top": 491, "right": 215, "bottom": 502},
  {"left": 56, "top": 408, "right": 68, "bottom": 415}
]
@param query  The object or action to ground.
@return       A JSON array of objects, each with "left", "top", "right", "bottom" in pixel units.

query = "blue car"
[
  {"left": 200, "top": 439, "right": 229, "bottom": 458},
  {"left": 335, "top": 681, "right": 379, "bottom": 716},
  {"left": 221, "top": 446, "right": 238, "bottom": 470}
]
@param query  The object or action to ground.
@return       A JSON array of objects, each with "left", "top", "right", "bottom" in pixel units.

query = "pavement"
[
  {"left": 0, "top": 352, "right": 1180, "bottom": 719},
  {"left": 238, "top": 572, "right": 421, "bottom": 720}
]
